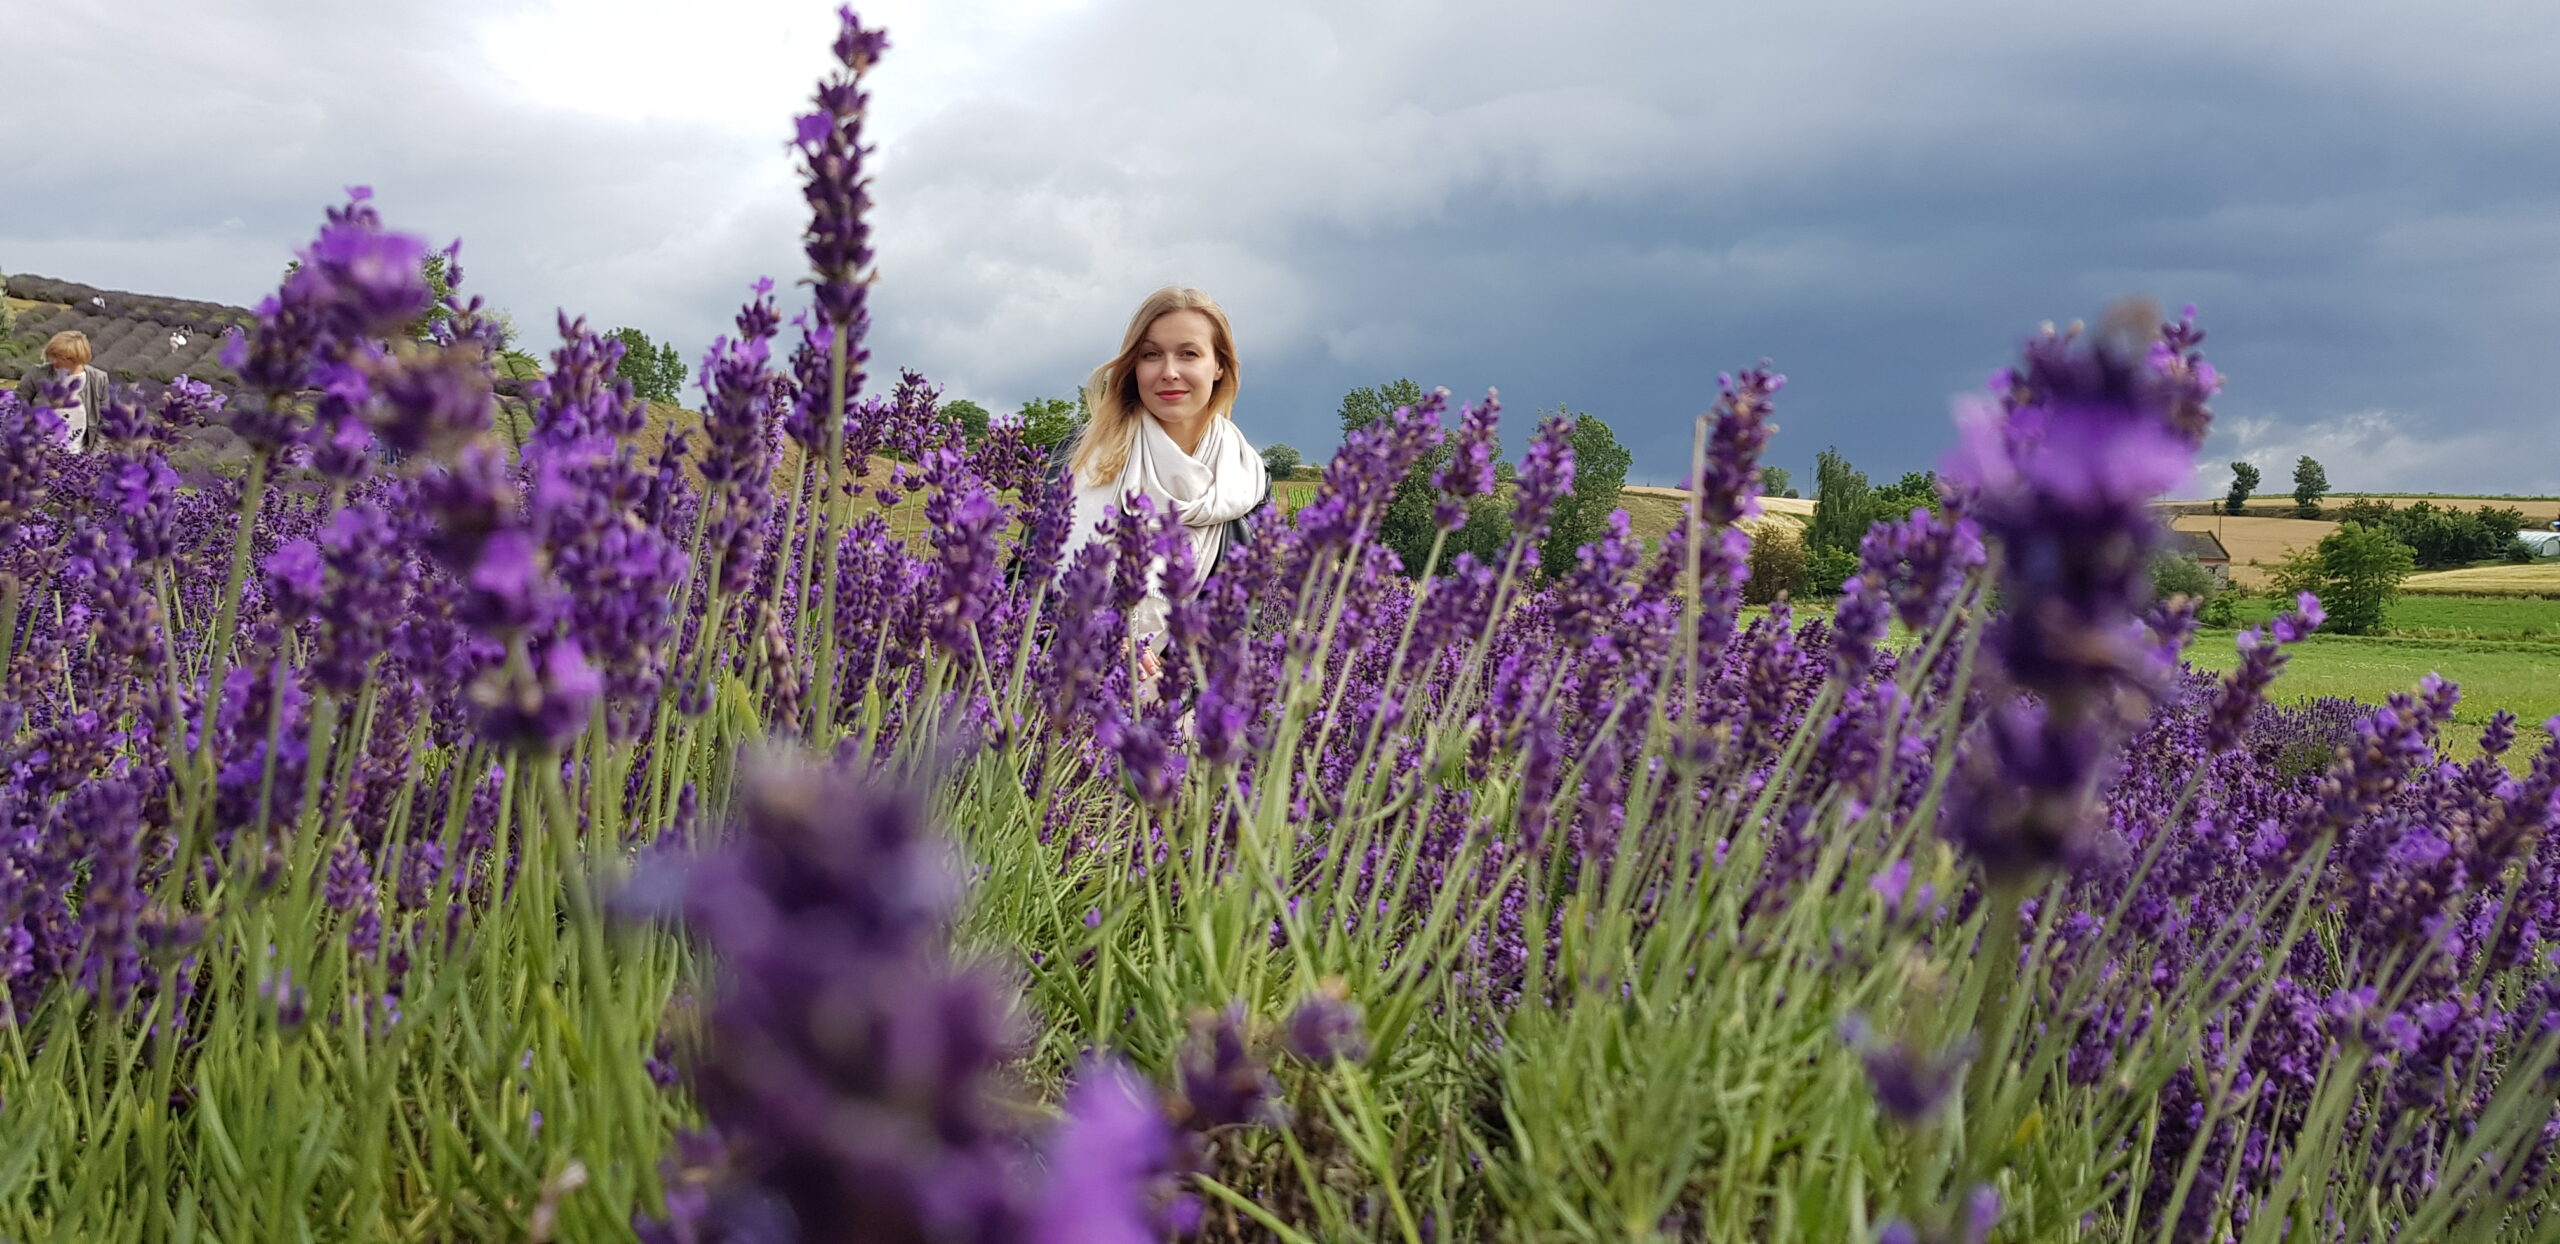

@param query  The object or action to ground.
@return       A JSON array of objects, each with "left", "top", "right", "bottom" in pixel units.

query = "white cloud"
[{"left": 2203, "top": 409, "right": 2560, "bottom": 499}]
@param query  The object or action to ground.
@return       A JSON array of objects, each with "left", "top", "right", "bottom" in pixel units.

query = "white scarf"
[{"left": 1062, "top": 413, "right": 1267, "bottom": 637}]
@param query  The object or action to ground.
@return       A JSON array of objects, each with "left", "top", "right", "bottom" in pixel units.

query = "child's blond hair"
[{"left": 43, "top": 330, "right": 92, "bottom": 369}]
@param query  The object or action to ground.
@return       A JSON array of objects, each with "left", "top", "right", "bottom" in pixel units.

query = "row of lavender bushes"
[{"left": 5, "top": 11, "right": 2559, "bottom": 1242}]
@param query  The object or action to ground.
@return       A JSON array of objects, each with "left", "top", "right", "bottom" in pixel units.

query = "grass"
[
  {"left": 2222, "top": 592, "right": 2560, "bottom": 641},
  {"left": 2184, "top": 627, "right": 2560, "bottom": 762},
  {"left": 2191, "top": 591, "right": 2560, "bottom": 763}
]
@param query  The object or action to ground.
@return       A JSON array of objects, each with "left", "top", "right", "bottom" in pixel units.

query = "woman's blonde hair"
[
  {"left": 43, "top": 330, "right": 92, "bottom": 369},
  {"left": 1071, "top": 286, "right": 1240, "bottom": 483}
]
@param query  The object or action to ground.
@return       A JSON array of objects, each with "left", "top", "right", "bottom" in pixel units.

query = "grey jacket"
[{"left": 13, "top": 365, "right": 110, "bottom": 450}]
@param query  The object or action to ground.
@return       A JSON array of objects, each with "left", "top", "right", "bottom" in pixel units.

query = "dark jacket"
[{"left": 14, "top": 365, "right": 109, "bottom": 451}]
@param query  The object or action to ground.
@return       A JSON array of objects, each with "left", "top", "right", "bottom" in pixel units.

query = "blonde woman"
[
  {"left": 1054, "top": 286, "right": 1271, "bottom": 669},
  {"left": 15, "top": 330, "right": 110, "bottom": 453}
]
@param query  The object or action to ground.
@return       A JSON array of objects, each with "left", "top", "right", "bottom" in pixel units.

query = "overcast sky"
[{"left": 9, "top": 0, "right": 2558, "bottom": 493}]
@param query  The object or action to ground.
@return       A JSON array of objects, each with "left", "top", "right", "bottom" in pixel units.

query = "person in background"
[
  {"left": 1055, "top": 286, "right": 1270, "bottom": 687},
  {"left": 15, "top": 330, "right": 110, "bottom": 453}
]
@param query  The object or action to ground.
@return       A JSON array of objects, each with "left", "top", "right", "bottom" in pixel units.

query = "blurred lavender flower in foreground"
[
  {"left": 1032, "top": 1058, "right": 1195, "bottom": 1244},
  {"left": 1939, "top": 307, "right": 2208, "bottom": 879},
  {"left": 1176, "top": 1007, "right": 1281, "bottom": 1130},
  {"left": 668, "top": 754, "right": 1029, "bottom": 1241},
  {"left": 1284, "top": 979, "right": 1370, "bottom": 1065},
  {"left": 1841, "top": 1013, "right": 1974, "bottom": 1125},
  {"left": 1878, "top": 1184, "right": 2000, "bottom": 1244}
]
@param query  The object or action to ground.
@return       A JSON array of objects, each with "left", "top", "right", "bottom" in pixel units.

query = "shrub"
[
  {"left": 2150, "top": 551, "right": 2218, "bottom": 604},
  {"left": 1804, "top": 544, "right": 1858, "bottom": 596},
  {"left": 2318, "top": 498, "right": 2525, "bottom": 569},
  {"left": 1743, "top": 521, "right": 1809, "bottom": 604}
]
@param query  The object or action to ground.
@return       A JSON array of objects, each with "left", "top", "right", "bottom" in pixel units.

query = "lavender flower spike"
[
  {"left": 1510, "top": 414, "right": 1577, "bottom": 548},
  {"left": 1032, "top": 1058, "right": 1190, "bottom": 1244},
  {"left": 1939, "top": 309, "right": 2206, "bottom": 878},
  {"left": 677, "top": 754, "right": 1030, "bottom": 1239}
]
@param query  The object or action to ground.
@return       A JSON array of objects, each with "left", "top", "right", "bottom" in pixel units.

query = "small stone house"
[{"left": 2169, "top": 529, "right": 2232, "bottom": 584}]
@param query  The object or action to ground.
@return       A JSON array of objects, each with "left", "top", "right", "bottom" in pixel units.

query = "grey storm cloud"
[{"left": 7, "top": 0, "right": 2557, "bottom": 492}]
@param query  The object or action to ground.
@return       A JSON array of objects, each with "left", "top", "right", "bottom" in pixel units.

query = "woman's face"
[{"left": 1134, "top": 309, "right": 1222, "bottom": 426}]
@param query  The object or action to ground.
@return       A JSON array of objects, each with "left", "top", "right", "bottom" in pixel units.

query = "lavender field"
[{"left": 3, "top": 12, "right": 2557, "bottom": 1244}]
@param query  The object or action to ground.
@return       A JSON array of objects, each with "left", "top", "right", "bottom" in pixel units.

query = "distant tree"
[
  {"left": 2323, "top": 497, "right": 2524, "bottom": 570},
  {"left": 939, "top": 398, "right": 992, "bottom": 444},
  {"left": 1537, "top": 410, "right": 1633, "bottom": 582},
  {"left": 2266, "top": 520, "right": 2413, "bottom": 636},
  {"left": 610, "top": 327, "right": 688, "bottom": 404},
  {"left": 1872, "top": 469, "right": 1941, "bottom": 519},
  {"left": 1338, "top": 379, "right": 1475, "bottom": 577},
  {"left": 1760, "top": 465, "right": 1797, "bottom": 499},
  {"left": 656, "top": 342, "right": 685, "bottom": 401},
  {"left": 1018, "top": 395, "right": 1087, "bottom": 453},
  {"left": 1261, "top": 442, "right": 1303, "bottom": 480},
  {"left": 2225, "top": 461, "right": 2261, "bottom": 515},
  {"left": 1743, "top": 521, "right": 1810, "bottom": 604},
  {"left": 2292, "top": 455, "right": 2330, "bottom": 517},
  {"left": 1338, "top": 378, "right": 1427, "bottom": 438},
  {"left": 1805, "top": 446, "right": 1880, "bottom": 557}
]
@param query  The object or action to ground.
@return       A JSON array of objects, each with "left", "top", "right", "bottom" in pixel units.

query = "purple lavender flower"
[
  {"left": 1939, "top": 312, "right": 2205, "bottom": 878},
  {"left": 797, "top": 7, "right": 889, "bottom": 348},
  {"left": 1510, "top": 415, "right": 1578, "bottom": 548},
  {"left": 923, "top": 451, "right": 1007, "bottom": 658},
  {"left": 1096, "top": 711, "right": 1184, "bottom": 807},
  {"left": 1177, "top": 1007, "right": 1279, "bottom": 1130},
  {"left": 1284, "top": 981, "right": 1369, "bottom": 1064},
  {"left": 471, "top": 636, "right": 602, "bottom": 754},
  {"left": 1431, "top": 389, "right": 1500, "bottom": 531},
  {"left": 674, "top": 754, "right": 1030, "bottom": 1240},
  {"left": 1031, "top": 1058, "right": 1190, "bottom": 1244},
  {"left": 264, "top": 538, "right": 326, "bottom": 620},
  {"left": 370, "top": 344, "right": 497, "bottom": 458},
  {"left": 2203, "top": 592, "right": 2325, "bottom": 751},
  {"left": 1699, "top": 363, "right": 1784, "bottom": 527}
]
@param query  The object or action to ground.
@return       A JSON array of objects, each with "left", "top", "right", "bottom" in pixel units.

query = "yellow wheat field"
[{"left": 2402, "top": 564, "right": 2560, "bottom": 597}]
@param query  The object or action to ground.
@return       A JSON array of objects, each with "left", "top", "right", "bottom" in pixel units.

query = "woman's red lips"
[{"left": 1156, "top": 390, "right": 1188, "bottom": 400}]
